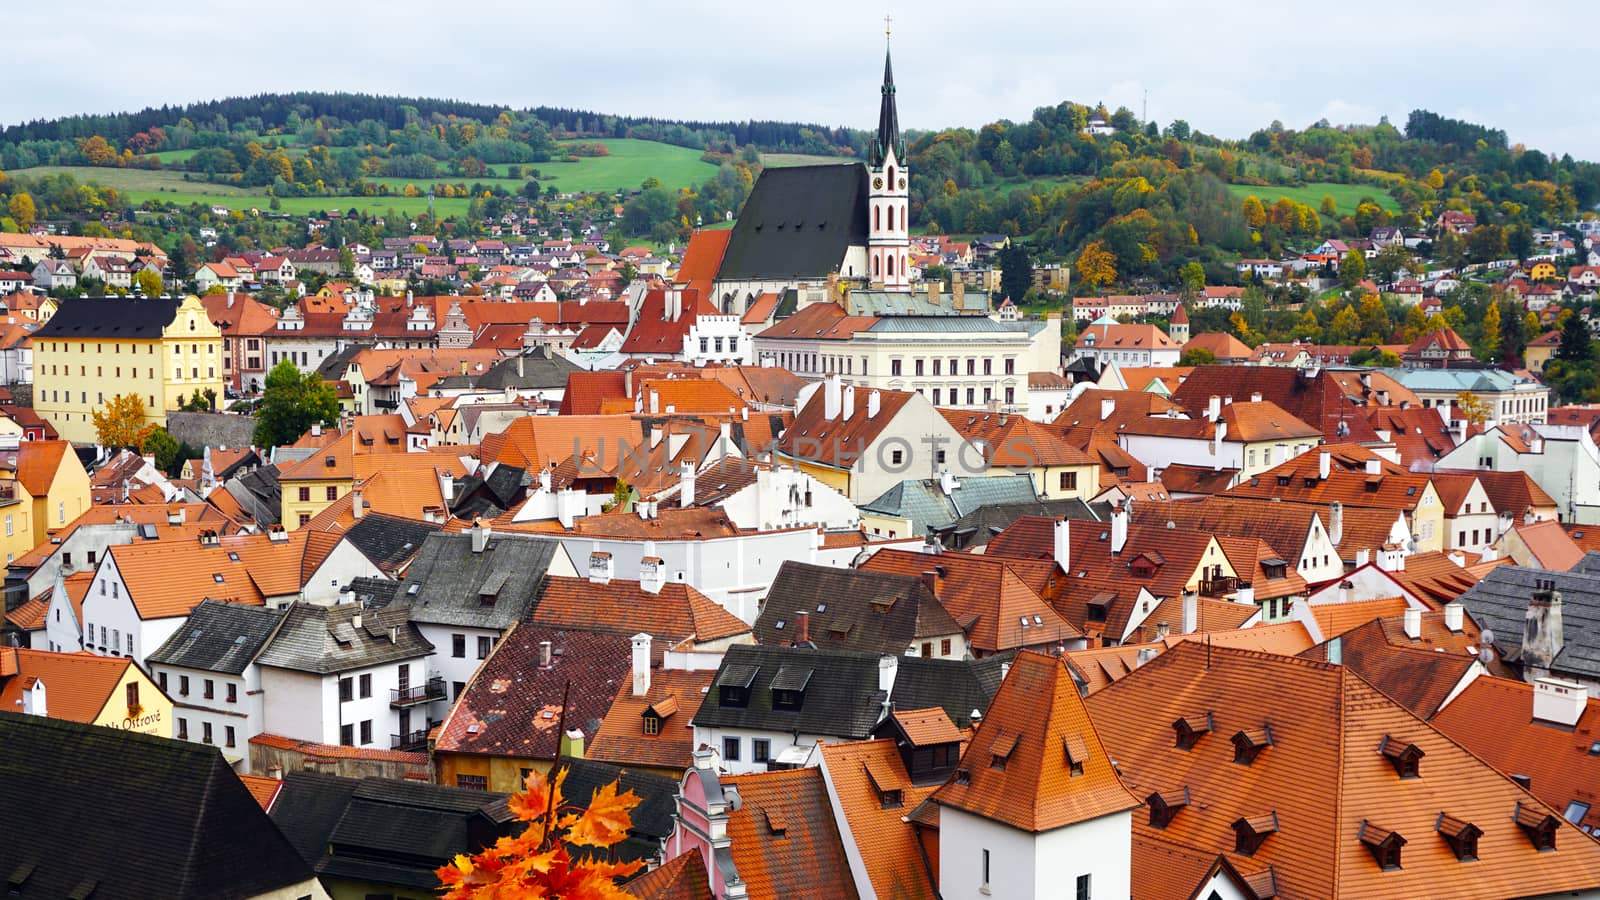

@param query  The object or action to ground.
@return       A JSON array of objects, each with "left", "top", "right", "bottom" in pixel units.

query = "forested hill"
[{"left": 0, "top": 91, "right": 865, "bottom": 158}]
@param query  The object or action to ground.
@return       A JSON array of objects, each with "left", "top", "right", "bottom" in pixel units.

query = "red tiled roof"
[{"left": 818, "top": 739, "right": 939, "bottom": 900}]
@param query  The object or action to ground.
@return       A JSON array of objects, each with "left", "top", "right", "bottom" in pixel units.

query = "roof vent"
[
  {"left": 1378, "top": 735, "right": 1424, "bottom": 778},
  {"left": 1172, "top": 713, "right": 1212, "bottom": 751},
  {"left": 1232, "top": 812, "right": 1279, "bottom": 856},
  {"left": 1231, "top": 726, "right": 1273, "bottom": 765},
  {"left": 1358, "top": 820, "right": 1406, "bottom": 871}
]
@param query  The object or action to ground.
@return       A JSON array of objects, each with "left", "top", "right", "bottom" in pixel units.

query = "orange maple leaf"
[{"left": 565, "top": 781, "right": 642, "bottom": 848}]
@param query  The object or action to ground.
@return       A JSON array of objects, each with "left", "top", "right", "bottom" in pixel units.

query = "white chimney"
[
  {"left": 1251, "top": 392, "right": 1263, "bottom": 403},
  {"left": 878, "top": 655, "right": 899, "bottom": 694},
  {"left": 866, "top": 389, "right": 881, "bottom": 419},
  {"left": 351, "top": 613, "right": 363, "bottom": 630},
  {"left": 1365, "top": 457, "right": 1381, "bottom": 476},
  {"left": 588, "top": 548, "right": 614, "bottom": 585},
  {"left": 631, "top": 633, "right": 652, "bottom": 697},
  {"left": 471, "top": 519, "right": 491, "bottom": 553},
  {"left": 1053, "top": 517, "right": 1071, "bottom": 573},
  {"left": 1403, "top": 607, "right": 1422, "bottom": 640},
  {"left": 679, "top": 461, "right": 696, "bottom": 508},
  {"left": 639, "top": 556, "right": 666, "bottom": 594},
  {"left": 1532, "top": 677, "right": 1587, "bottom": 728},
  {"left": 22, "top": 678, "right": 45, "bottom": 717},
  {"left": 539, "top": 640, "right": 553, "bottom": 668},
  {"left": 1111, "top": 503, "right": 1129, "bottom": 554},
  {"left": 1437, "top": 398, "right": 1452, "bottom": 426},
  {"left": 1444, "top": 602, "right": 1464, "bottom": 633},
  {"left": 351, "top": 485, "right": 364, "bottom": 520},
  {"left": 1181, "top": 590, "right": 1198, "bottom": 635},
  {"left": 1207, "top": 395, "right": 1221, "bottom": 420},
  {"left": 823, "top": 374, "right": 842, "bottom": 420},
  {"left": 648, "top": 389, "right": 660, "bottom": 415},
  {"left": 1100, "top": 397, "right": 1115, "bottom": 421},
  {"left": 1319, "top": 451, "right": 1331, "bottom": 481},
  {"left": 842, "top": 384, "right": 856, "bottom": 419}
]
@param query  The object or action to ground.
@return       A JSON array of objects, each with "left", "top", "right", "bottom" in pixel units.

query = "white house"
[{"left": 1438, "top": 423, "right": 1600, "bottom": 524}]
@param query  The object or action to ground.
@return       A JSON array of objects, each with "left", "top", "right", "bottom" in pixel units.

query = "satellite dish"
[{"left": 1480, "top": 628, "right": 1496, "bottom": 646}]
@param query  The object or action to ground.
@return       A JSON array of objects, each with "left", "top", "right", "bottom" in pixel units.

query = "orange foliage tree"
[{"left": 437, "top": 767, "right": 644, "bottom": 899}]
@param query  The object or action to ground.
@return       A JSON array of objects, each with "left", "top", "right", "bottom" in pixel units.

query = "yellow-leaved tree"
[
  {"left": 437, "top": 767, "right": 643, "bottom": 899},
  {"left": 92, "top": 393, "right": 148, "bottom": 448},
  {"left": 1076, "top": 240, "right": 1117, "bottom": 293}
]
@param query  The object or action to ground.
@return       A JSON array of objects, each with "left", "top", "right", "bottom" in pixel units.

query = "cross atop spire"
[{"left": 870, "top": 24, "right": 902, "bottom": 169}]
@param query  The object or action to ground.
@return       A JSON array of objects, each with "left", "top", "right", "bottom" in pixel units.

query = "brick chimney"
[
  {"left": 794, "top": 611, "right": 811, "bottom": 646},
  {"left": 1522, "top": 578, "right": 1565, "bottom": 673}
]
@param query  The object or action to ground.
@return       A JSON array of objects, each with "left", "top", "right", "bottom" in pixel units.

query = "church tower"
[{"left": 868, "top": 25, "right": 910, "bottom": 291}]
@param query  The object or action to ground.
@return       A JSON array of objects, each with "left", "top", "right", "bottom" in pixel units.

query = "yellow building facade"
[
  {"left": 0, "top": 440, "right": 91, "bottom": 566},
  {"left": 33, "top": 295, "right": 225, "bottom": 444}
]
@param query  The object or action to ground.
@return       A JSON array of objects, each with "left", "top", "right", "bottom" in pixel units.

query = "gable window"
[
  {"left": 716, "top": 664, "right": 758, "bottom": 707},
  {"left": 643, "top": 714, "right": 661, "bottom": 736},
  {"left": 1147, "top": 788, "right": 1190, "bottom": 829},
  {"left": 1379, "top": 735, "right": 1424, "bottom": 779},
  {"left": 1359, "top": 821, "right": 1406, "bottom": 871},
  {"left": 1064, "top": 734, "right": 1090, "bottom": 777},
  {"left": 1232, "top": 812, "right": 1279, "bottom": 856},
  {"left": 989, "top": 731, "right": 1019, "bottom": 770},
  {"left": 1232, "top": 726, "right": 1273, "bottom": 765},
  {"left": 1516, "top": 804, "right": 1560, "bottom": 851},
  {"left": 1437, "top": 814, "right": 1481, "bottom": 862}
]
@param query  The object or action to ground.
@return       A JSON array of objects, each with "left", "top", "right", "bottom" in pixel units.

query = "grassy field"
[
  {"left": 13, "top": 166, "right": 473, "bottom": 217},
  {"left": 540, "top": 139, "right": 718, "bottom": 193},
  {"left": 364, "top": 175, "right": 528, "bottom": 192},
  {"left": 14, "top": 166, "right": 258, "bottom": 194},
  {"left": 1225, "top": 181, "right": 1400, "bottom": 215}
]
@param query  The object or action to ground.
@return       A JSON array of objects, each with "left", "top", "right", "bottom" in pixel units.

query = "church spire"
[{"left": 871, "top": 22, "right": 901, "bottom": 169}]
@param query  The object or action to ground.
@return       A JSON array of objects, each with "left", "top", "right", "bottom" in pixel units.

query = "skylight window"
[{"left": 212, "top": 573, "right": 224, "bottom": 584}]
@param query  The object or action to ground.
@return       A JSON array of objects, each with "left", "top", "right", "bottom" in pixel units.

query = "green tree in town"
[
  {"left": 1328, "top": 305, "right": 1362, "bottom": 344},
  {"left": 1179, "top": 348, "right": 1218, "bottom": 366},
  {"left": 138, "top": 427, "right": 182, "bottom": 475},
  {"left": 1178, "top": 261, "right": 1205, "bottom": 298},
  {"left": 1339, "top": 250, "right": 1367, "bottom": 290},
  {"left": 1479, "top": 301, "right": 1501, "bottom": 362},
  {"left": 1559, "top": 310, "right": 1594, "bottom": 363},
  {"left": 132, "top": 269, "right": 163, "bottom": 297},
  {"left": 252, "top": 359, "right": 340, "bottom": 447},
  {"left": 998, "top": 244, "right": 1034, "bottom": 306}
]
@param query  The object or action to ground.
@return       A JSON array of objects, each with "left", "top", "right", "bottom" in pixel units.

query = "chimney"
[
  {"left": 1053, "top": 517, "right": 1071, "bottom": 574},
  {"left": 167, "top": 507, "right": 185, "bottom": 525},
  {"left": 351, "top": 484, "right": 364, "bottom": 520},
  {"left": 351, "top": 612, "right": 363, "bottom": 630},
  {"left": 648, "top": 389, "right": 660, "bottom": 415},
  {"left": 920, "top": 568, "right": 944, "bottom": 598},
  {"left": 1181, "top": 590, "right": 1198, "bottom": 635},
  {"left": 867, "top": 390, "right": 881, "bottom": 418},
  {"left": 823, "top": 374, "right": 842, "bottom": 420},
  {"left": 588, "top": 549, "right": 614, "bottom": 585},
  {"left": 1207, "top": 395, "right": 1221, "bottom": 420},
  {"left": 1444, "top": 602, "right": 1464, "bottom": 633},
  {"left": 267, "top": 524, "right": 288, "bottom": 543},
  {"left": 1100, "top": 397, "right": 1116, "bottom": 421},
  {"left": 1437, "top": 399, "right": 1452, "bottom": 426},
  {"left": 1365, "top": 457, "right": 1381, "bottom": 476},
  {"left": 639, "top": 556, "right": 665, "bottom": 594},
  {"left": 560, "top": 727, "right": 585, "bottom": 759},
  {"left": 1111, "top": 502, "right": 1129, "bottom": 554},
  {"left": 1522, "top": 578, "right": 1565, "bottom": 671},
  {"left": 794, "top": 611, "right": 811, "bottom": 646},
  {"left": 953, "top": 279, "right": 965, "bottom": 309},
  {"left": 311, "top": 423, "right": 322, "bottom": 437},
  {"left": 1339, "top": 579, "right": 1354, "bottom": 604},
  {"left": 631, "top": 633, "right": 652, "bottom": 697},
  {"left": 1319, "top": 451, "right": 1331, "bottom": 481},
  {"left": 1154, "top": 621, "right": 1171, "bottom": 641},
  {"left": 1402, "top": 607, "right": 1422, "bottom": 640},
  {"left": 842, "top": 384, "right": 856, "bottom": 420},
  {"left": 878, "top": 654, "right": 899, "bottom": 695},
  {"left": 679, "top": 462, "right": 696, "bottom": 508},
  {"left": 1250, "top": 392, "right": 1263, "bottom": 403},
  {"left": 539, "top": 640, "right": 553, "bottom": 668},
  {"left": 470, "top": 519, "right": 491, "bottom": 553},
  {"left": 928, "top": 280, "right": 942, "bottom": 308},
  {"left": 1532, "top": 677, "right": 1587, "bottom": 728},
  {"left": 21, "top": 677, "right": 45, "bottom": 717},
  {"left": 267, "top": 764, "right": 284, "bottom": 781}
]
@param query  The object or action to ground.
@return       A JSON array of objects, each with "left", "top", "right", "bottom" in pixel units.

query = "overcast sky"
[{"left": 12, "top": 1, "right": 1595, "bottom": 160}]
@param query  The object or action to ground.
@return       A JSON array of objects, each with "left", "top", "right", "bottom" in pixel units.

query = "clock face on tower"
[
  {"left": 898, "top": 177, "right": 907, "bottom": 189},
  {"left": 873, "top": 176, "right": 884, "bottom": 189}
]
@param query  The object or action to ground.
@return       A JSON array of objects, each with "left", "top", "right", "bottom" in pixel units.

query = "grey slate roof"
[
  {"left": 1571, "top": 551, "right": 1600, "bottom": 577},
  {"left": 269, "top": 771, "right": 514, "bottom": 893},
  {"left": 347, "top": 576, "right": 400, "bottom": 607},
  {"left": 755, "top": 562, "right": 961, "bottom": 655},
  {"left": 716, "top": 164, "right": 870, "bottom": 280},
  {"left": 431, "top": 345, "right": 582, "bottom": 392},
  {"left": 864, "top": 315, "right": 1033, "bottom": 334},
  {"left": 1456, "top": 564, "right": 1600, "bottom": 679},
  {"left": 0, "top": 712, "right": 315, "bottom": 899},
  {"left": 692, "top": 644, "right": 889, "bottom": 740},
  {"left": 933, "top": 497, "right": 1100, "bottom": 550},
  {"left": 556, "top": 758, "right": 679, "bottom": 863},
  {"left": 316, "top": 343, "right": 370, "bottom": 381},
  {"left": 146, "top": 598, "right": 286, "bottom": 675},
  {"left": 860, "top": 474, "right": 1040, "bottom": 536},
  {"left": 342, "top": 512, "right": 442, "bottom": 574},
  {"left": 34, "top": 296, "right": 181, "bottom": 339},
  {"left": 889, "top": 653, "right": 1013, "bottom": 729},
  {"left": 843, "top": 290, "right": 994, "bottom": 316},
  {"left": 255, "top": 602, "right": 433, "bottom": 675},
  {"left": 396, "top": 531, "right": 560, "bottom": 629}
]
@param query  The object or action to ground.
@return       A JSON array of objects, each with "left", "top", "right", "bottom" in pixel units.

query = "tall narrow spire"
[{"left": 871, "top": 28, "right": 901, "bottom": 169}]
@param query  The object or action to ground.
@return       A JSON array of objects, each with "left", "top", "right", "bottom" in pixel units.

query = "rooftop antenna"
[{"left": 1143, "top": 89, "right": 1149, "bottom": 127}]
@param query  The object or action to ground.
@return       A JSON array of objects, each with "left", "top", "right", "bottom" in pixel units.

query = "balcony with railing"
[
  {"left": 391, "top": 729, "right": 430, "bottom": 752},
  {"left": 390, "top": 677, "right": 446, "bottom": 708},
  {"left": 1199, "top": 575, "right": 1240, "bottom": 597}
]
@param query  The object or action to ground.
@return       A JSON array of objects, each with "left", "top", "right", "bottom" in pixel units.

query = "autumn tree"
[
  {"left": 1179, "top": 348, "right": 1217, "bottom": 366},
  {"left": 132, "top": 269, "right": 163, "bottom": 297},
  {"left": 1479, "top": 300, "right": 1501, "bottom": 362},
  {"left": 1076, "top": 240, "right": 1117, "bottom": 292},
  {"left": 1319, "top": 195, "right": 1337, "bottom": 217},
  {"left": 7, "top": 193, "right": 35, "bottom": 231},
  {"left": 92, "top": 393, "right": 148, "bottom": 448},
  {"left": 437, "top": 767, "right": 642, "bottom": 899},
  {"left": 1455, "top": 391, "right": 1492, "bottom": 425},
  {"left": 1178, "top": 261, "right": 1205, "bottom": 298},
  {"left": 1339, "top": 250, "right": 1367, "bottom": 290},
  {"left": 1327, "top": 305, "right": 1362, "bottom": 344},
  {"left": 1241, "top": 196, "right": 1266, "bottom": 229},
  {"left": 79, "top": 135, "right": 118, "bottom": 166}
]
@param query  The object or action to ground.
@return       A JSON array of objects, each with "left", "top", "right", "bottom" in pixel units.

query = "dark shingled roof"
[
  {"left": 34, "top": 296, "right": 182, "bottom": 339},
  {"left": 556, "top": 757, "right": 680, "bottom": 863},
  {"left": 933, "top": 497, "right": 1101, "bottom": 550},
  {"left": 889, "top": 653, "right": 1014, "bottom": 730},
  {"left": 431, "top": 345, "right": 582, "bottom": 392},
  {"left": 269, "top": 771, "right": 515, "bottom": 893},
  {"left": 147, "top": 598, "right": 286, "bottom": 675},
  {"left": 0, "top": 711, "right": 315, "bottom": 899},
  {"left": 716, "top": 165, "right": 870, "bottom": 280},
  {"left": 693, "top": 644, "right": 890, "bottom": 739},
  {"left": 1457, "top": 564, "right": 1600, "bottom": 680},
  {"left": 342, "top": 512, "right": 442, "bottom": 574},
  {"left": 755, "top": 561, "right": 962, "bottom": 655},
  {"left": 255, "top": 602, "right": 433, "bottom": 675},
  {"left": 396, "top": 531, "right": 560, "bottom": 629}
]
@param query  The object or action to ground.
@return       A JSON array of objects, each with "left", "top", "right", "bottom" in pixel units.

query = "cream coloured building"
[{"left": 32, "top": 295, "right": 225, "bottom": 443}]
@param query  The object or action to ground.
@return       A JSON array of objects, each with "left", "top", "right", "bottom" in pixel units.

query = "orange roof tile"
[
  {"left": 248, "top": 732, "right": 428, "bottom": 765},
  {"left": 938, "top": 409, "right": 1096, "bottom": 467},
  {"left": 891, "top": 707, "right": 965, "bottom": 747},
  {"left": 673, "top": 229, "right": 732, "bottom": 299},
  {"left": 4, "top": 597, "right": 48, "bottom": 631},
  {"left": 0, "top": 649, "right": 143, "bottom": 724},
  {"left": 861, "top": 549, "right": 1080, "bottom": 653},
  {"left": 587, "top": 669, "right": 716, "bottom": 772},
  {"left": 531, "top": 576, "right": 751, "bottom": 647},
  {"left": 1309, "top": 597, "right": 1411, "bottom": 639},
  {"left": 722, "top": 767, "right": 861, "bottom": 900},
  {"left": 109, "top": 531, "right": 308, "bottom": 619},
  {"left": 818, "top": 739, "right": 939, "bottom": 900},
  {"left": 933, "top": 651, "right": 1139, "bottom": 832},
  {"left": 237, "top": 774, "right": 284, "bottom": 811},
  {"left": 624, "top": 851, "right": 713, "bottom": 900},
  {"left": 1512, "top": 519, "right": 1585, "bottom": 571}
]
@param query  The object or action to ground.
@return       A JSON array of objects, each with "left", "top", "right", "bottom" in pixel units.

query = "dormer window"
[
  {"left": 1147, "top": 787, "right": 1190, "bottom": 829},
  {"left": 865, "top": 758, "right": 906, "bottom": 809},
  {"left": 1359, "top": 821, "right": 1406, "bottom": 871},
  {"left": 1233, "top": 813, "right": 1279, "bottom": 856},
  {"left": 770, "top": 666, "right": 813, "bottom": 711},
  {"left": 764, "top": 807, "right": 788, "bottom": 838},
  {"left": 1063, "top": 734, "right": 1090, "bottom": 777},
  {"left": 1379, "top": 735, "right": 1424, "bottom": 779},
  {"left": 1515, "top": 803, "right": 1559, "bottom": 852},
  {"left": 1232, "top": 726, "right": 1274, "bottom": 765},
  {"left": 1172, "top": 714, "right": 1213, "bottom": 751},
  {"left": 716, "top": 663, "right": 759, "bottom": 708},
  {"left": 990, "top": 731, "right": 1019, "bottom": 771},
  {"left": 1436, "top": 814, "right": 1481, "bottom": 862}
]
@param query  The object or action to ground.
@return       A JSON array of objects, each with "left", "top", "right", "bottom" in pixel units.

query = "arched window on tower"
[
  {"left": 887, "top": 206, "right": 895, "bottom": 231},
  {"left": 887, "top": 256, "right": 895, "bottom": 277},
  {"left": 903, "top": 203, "right": 908, "bottom": 231},
  {"left": 873, "top": 255, "right": 881, "bottom": 277},
  {"left": 888, "top": 165, "right": 895, "bottom": 185},
  {"left": 874, "top": 206, "right": 880, "bottom": 231}
]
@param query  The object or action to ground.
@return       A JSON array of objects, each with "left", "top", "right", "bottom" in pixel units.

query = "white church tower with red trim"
[{"left": 868, "top": 23, "right": 910, "bottom": 291}]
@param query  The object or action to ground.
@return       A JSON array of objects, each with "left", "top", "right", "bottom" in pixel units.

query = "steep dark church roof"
[
  {"left": 715, "top": 164, "right": 870, "bottom": 280},
  {"left": 870, "top": 45, "right": 903, "bottom": 167}
]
